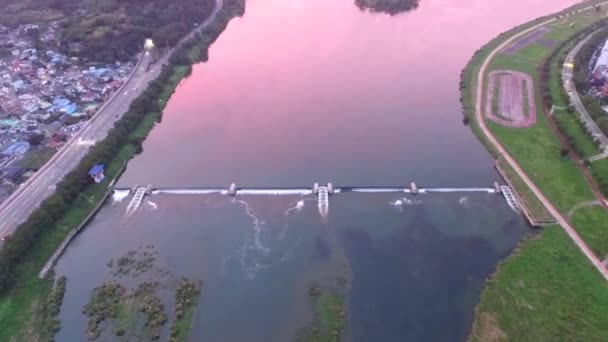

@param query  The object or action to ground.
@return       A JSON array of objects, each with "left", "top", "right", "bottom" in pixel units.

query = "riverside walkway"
[{"left": 474, "top": 3, "right": 608, "bottom": 280}]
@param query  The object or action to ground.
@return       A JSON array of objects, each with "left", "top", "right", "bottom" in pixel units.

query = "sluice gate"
[{"left": 117, "top": 183, "right": 507, "bottom": 216}]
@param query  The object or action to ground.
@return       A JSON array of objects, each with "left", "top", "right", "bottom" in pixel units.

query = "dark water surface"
[{"left": 55, "top": 0, "right": 580, "bottom": 341}]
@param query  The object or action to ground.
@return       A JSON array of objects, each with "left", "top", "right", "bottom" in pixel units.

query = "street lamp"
[{"left": 144, "top": 38, "right": 155, "bottom": 50}]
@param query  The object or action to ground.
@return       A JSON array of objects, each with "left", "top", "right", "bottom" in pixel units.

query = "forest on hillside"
[{"left": 0, "top": 0, "right": 216, "bottom": 63}]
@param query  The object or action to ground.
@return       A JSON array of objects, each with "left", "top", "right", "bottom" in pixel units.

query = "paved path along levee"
[
  {"left": 0, "top": 0, "right": 223, "bottom": 240},
  {"left": 474, "top": 4, "right": 608, "bottom": 280}
]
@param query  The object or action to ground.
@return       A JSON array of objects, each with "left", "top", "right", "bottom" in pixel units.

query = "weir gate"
[{"left": 117, "top": 182, "right": 523, "bottom": 218}]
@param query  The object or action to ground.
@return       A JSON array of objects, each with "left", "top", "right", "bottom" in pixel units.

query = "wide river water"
[{"left": 55, "top": 0, "right": 579, "bottom": 341}]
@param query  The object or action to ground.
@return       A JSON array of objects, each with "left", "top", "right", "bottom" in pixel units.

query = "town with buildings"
[
  {"left": 0, "top": 22, "right": 133, "bottom": 203},
  {"left": 589, "top": 38, "right": 608, "bottom": 98}
]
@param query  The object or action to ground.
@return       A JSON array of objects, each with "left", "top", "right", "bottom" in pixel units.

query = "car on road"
[{"left": 124, "top": 91, "right": 128, "bottom": 96}]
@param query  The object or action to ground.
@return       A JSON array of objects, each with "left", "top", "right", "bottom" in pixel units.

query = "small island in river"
[{"left": 354, "top": 0, "right": 420, "bottom": 15}]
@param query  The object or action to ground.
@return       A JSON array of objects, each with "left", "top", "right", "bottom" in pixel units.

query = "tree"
[
  {"left": 354, "top": 0, "right": 420, "bottom": 15},
  {"left": 560, "top": 148, "right": 570, "bottom": 157},
  {"left": 27, "top": 133, "right": 45, "bottom": 146}
]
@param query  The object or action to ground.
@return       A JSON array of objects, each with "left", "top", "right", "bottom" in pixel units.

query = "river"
[{"left": 54, "top": 0, "right": 579, "bottom": 341}]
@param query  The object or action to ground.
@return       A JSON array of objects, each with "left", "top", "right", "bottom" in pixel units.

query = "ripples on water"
[{"left": 52, "top": 0, "right": 582, "bottom": 339}]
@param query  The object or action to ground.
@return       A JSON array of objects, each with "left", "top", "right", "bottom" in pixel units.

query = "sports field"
[{"left": 486, "top": 70, "right": 536, "bottom": 127}]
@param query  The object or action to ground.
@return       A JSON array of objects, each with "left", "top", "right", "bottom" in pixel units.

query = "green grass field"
[
  {"left": 571, "top": 206, "right": 608, "bottom": 258},
  {"left": 489, "top": 118, "right": 595, "bottom": 212},
  {"left": 545, "top": 33, "right": 608, "bottom": 201},
  {"left": 0, "top": 144, "right": 136, "bottom": 341},
  {"left": 469, "top": 227, "right": 608, "bottom": 342},
  {"left": 496, "top": 158, "right": 553, "bottom": 222},
  {"left": 0, "top": 60, "right": 193, "bottom": 341},
  {"left": 483, "top": 10, "right": 602, "bottom": 215},
  {"left": 463, "top": 4, "right": 608, "bottom": 341}
]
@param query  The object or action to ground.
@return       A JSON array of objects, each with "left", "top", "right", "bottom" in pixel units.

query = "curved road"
[
  {"left": 475, "top": 4, "right": 608, "bottom": 279},
  {"left": 563, "top": 32, "right": 608, "bottom": 150},
  {"left": 0, "top": 0, "right": 222, "bottom": 240}
]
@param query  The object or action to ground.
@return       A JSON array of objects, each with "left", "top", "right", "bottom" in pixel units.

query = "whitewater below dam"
[{"left": 52, "top": 0, "right": 581, "bottom": 340}]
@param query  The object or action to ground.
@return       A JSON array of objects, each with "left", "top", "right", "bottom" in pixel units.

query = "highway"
[
  {"left": 562, "top": 32, "right": 608, "bottom": 150},
  {"left": 0, "top": 0, "right": 222, "bottom": 240}
]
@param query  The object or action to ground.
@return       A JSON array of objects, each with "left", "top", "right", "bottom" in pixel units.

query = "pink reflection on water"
[{"left": 121, "top": 0, "right": 580, "bottom": 186}]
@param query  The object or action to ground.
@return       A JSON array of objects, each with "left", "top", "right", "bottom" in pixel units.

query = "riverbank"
[
  {"left": 461, "top": 1, "right": 608, "bottom": 339},
  {"left": 0, "top": 0, "right": 245, "bottom": 339}
]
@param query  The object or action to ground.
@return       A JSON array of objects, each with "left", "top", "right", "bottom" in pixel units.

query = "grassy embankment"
[
  {"left": 461, "top": 3, "right": 608, "bottom": 341},
  {"left": 0, "top": 143, "right": 137, "bottom": 342},
  {"left": 19, "top": 275, "right": 67, "bottom": 342},
  {"left": 0, "top": 1, "right": 244, "bottom": 339},
  {"left": 545, "top": 30, "right": 603, "bottom": 160},
  {"left": 469, "top": 226, "right": 608, "bottom": 342},
  {"left": 483, "top": 7, "right": 608, "bottom": 255}
]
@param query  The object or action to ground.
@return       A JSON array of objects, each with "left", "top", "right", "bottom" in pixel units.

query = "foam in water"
[
  {"left": 236, "top": 189, "right": 313, "bottom": 195},
  {"left": 390, "top": 199, "right": 404, "bottom": 211},
  {"left": 234, "top": 198, "right": 272, "bottom": 279},
  {"left": 403, "top": 197, "right": 416, "bottom": 205},
  {"left": 317, "top": 187, "right": 329, "bottom": 218},
  {"left": 390, "top": 196, "right": 420, "bottom": 210},
  {"left": 112, "top": 189, "right": 130, "bottom": 202},
  {"left": 422, "top": 187, "right": 495, "bottom": 193},
  {"left": 146, "top": 200, "right": 159, "bottom": 210},
  {"left": 350, "top": 188, "right": 409, "bottom": 193},
  {"left": 458, "top": 196, "right": 468, "bottom": 205},
  {"left": 284, "top": 199, "right": 306, "bottom": 217},
  {"left": 152, "top": 189, "right": 223, "bottom": 195}
]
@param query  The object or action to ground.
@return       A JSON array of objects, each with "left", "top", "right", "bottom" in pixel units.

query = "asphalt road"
[
  {"left": 475, "top": 5, "right": 608, "bottom": 279},
  {"left": 0, "top": 0, "right": 222, "bottom": 240},
  {"left": 0, "top": 52, "right": 159, "bottom": 239},
  {"left": 563, "top": 32, "right": 608, "bottom": 150}
]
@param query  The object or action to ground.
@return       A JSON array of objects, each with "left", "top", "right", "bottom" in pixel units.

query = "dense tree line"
[
  {"left": 0, "top": 0, "right": 82, "bottom": 26},
  {"left": 540, "top": 19, "right": 608, "bottom": 195},
  {"left": 571, "top": 26, "right": 608, "bottom": 141},
  {"left": 59, "top": 0, "right": 216, "bottom": 63},
  {"left": 0, "top": 0, "right": 245, "bottom": 295},
  {"left": 354, "top": 0, "right": 419, "bottom": 15},
  {"left": 572, "top": 26, "right": 608, "bottom": 94}
]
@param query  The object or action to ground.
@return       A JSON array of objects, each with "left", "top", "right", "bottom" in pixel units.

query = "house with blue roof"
[
  {"left": 50, "top": 97, "right": 77, "bottom": 115},
  {"left": 1, "top": 141, "right": 29, "bottom": 156},
  {"left": 88, "top": 164, "right": 104, "bottom": 183}
]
